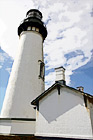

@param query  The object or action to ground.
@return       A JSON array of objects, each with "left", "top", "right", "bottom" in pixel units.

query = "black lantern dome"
[{"left": 18, "top": 9, "right": 47, "bottom": 41}]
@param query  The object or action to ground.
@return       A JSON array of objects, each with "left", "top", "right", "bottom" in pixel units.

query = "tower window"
[
  {"left": 27, "top": 26, "right": 31, "bottom": 31},
  {"left": 38, "top": 60, "right": 45, "bottom": 80},
  {"left": 32, "top": 27, "right": 36, "bottom": 31},
  {"left": 36, "top": 28, "right": 39, "bottom": 32}
]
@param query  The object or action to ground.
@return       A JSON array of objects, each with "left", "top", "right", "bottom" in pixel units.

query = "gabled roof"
[{"left": 31, "top": 82, "right": 93, "bottom": 106}]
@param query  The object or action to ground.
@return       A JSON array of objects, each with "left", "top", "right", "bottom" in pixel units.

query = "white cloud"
[
  {"left": 43, "top": 0, "right": 93, "bottom": 89},
  {"left": 0, "top": 52, "right": 5, "bottom": 69},
  {"left": 0, "top": 19, "right": 6, "bottom": 39},
  {"left": 0, "top": 53, "right": 4, "bottom": 63},
  {"left": 0, "top": 47, "right": 13, "bottom": 71},
  {"left": 5, "top": 68, "right": 12, "bottom": 74},
  {"left": 45, "top": 71, "right": 55, "bottom": 89}
]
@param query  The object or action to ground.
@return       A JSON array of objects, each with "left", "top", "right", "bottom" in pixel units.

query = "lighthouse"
[{"left": 0, "top": 9, "right": 47, "bottom": 134}]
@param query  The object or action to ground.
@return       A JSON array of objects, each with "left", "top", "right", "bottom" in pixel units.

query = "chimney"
[
  {"left": 77, "top": 86, "right": 84, "bottom": 92},
  {"left": 55, "top": 66, "right": 66, "bottom": 85}
]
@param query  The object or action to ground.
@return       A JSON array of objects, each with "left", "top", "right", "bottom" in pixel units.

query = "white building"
[
  {"left": 0, "top": 9, "right": 93, "bottom": 140},
  {"left": 31, "top": 67, "right": 93, "bottom": 140}
]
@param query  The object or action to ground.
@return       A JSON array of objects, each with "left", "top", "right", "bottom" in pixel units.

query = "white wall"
[
  {"left": 35, "top": 87, "right": 93, "bottom": 139},
  {"left": 0, "top": 120, "right": 35, "bottom": 134},
  {"left": 87, "top": 97, "right": 93, "bottom": 134},
  {"left": 1, "top": 31, "right": 44, "bottom": 119},
  {"left": 0, "top": 31, "right": 44, "bottom": 135}
]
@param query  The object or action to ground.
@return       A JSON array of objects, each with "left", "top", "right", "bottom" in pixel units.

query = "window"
[
  {"left": 36, "top": 28, "right": 39, "bottom": 32},
  {"left": 32, "top": 27, "right": 35, "bottom": 31},
  {"left": 27, "top": 26, "right": 31, "bottom": 31},
  {"left": 38, "top": 60, "right": 45, "bottom": 80}
]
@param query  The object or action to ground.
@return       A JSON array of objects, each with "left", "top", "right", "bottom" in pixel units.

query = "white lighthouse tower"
[{"left": 0, "top": 9, "right": 47, "bottom": 135}]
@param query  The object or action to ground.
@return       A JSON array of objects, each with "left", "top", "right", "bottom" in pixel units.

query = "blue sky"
[
  {"left": 0, "top": 48, "right": 13, "bottom": 112},
  {"left": 0, "top": 0, "right": 93, "bottom": 113}
]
